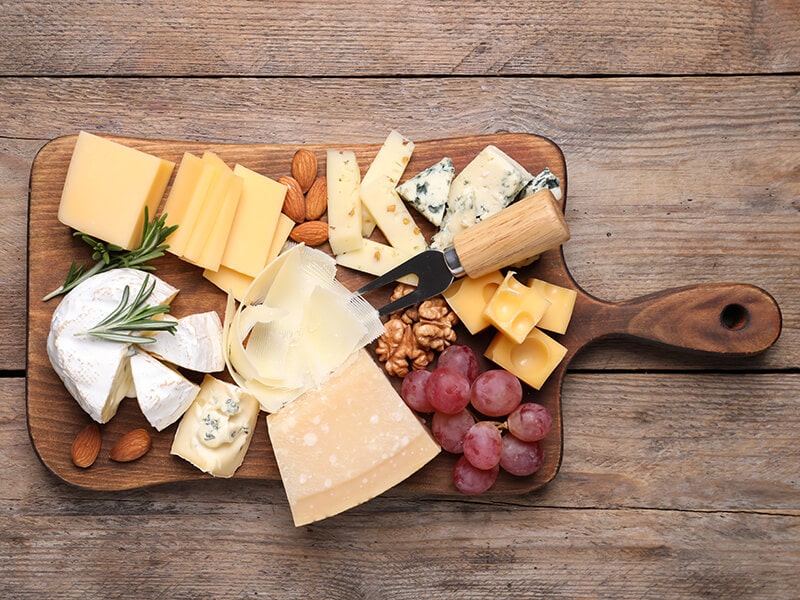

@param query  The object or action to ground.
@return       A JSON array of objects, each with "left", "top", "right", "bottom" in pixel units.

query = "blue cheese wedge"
[
  {"left": 171, "top": 375, "right": 260, "bottom": 477},
  {"left": 431, "top": 146, "right": 532, "bottom": 248},
  {"left": 395, "top": 157, "right": 455, "bottom": 227},
  {"left": 517, "top": 167, "right": 562, "bottom": 201}
]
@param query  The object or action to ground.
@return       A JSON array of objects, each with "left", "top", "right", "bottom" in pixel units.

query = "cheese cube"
[
  {"left": 267, "top": 349, "right": 440, "bottom": 527},
  {"left": 221, "top": 165, "right": 287, "bottom": 277},
  {"left": 326, "top": 150, "right": 363, "bottom": 255},
  {"left": 58, "top": 131, "right": 175, "bottom": 250},
  {"left": 483, "top": 272, "right": 551, "bottom": 344},
  {"left": 171, "top": 375, "right": 260, "bottom": 478},
  {"left": 442, "top": 270, "right": 505, "bottom": 334},
  {"left": 528, "top": 278, "right": 577, "bottom": 335},
  {"left": 484, "top": 328, "right": 567, "bottom": 390}
]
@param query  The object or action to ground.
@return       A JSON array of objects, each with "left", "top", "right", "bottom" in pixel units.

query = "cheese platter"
[{"left": 27, "top": 132, "right": 782, "bottom": 502}]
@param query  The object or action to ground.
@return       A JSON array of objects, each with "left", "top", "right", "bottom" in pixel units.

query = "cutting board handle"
[{"left": 588, "top": 283, "right": 782, "bottom": 356}]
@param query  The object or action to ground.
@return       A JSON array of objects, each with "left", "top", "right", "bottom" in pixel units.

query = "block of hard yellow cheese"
[
  {"left": 484, "top": 327, "right": 567, "bottom": 390},
  {"left": 221, "top": 165, "right": 287, "bottom": 277},
  {"left": 203, "top": 265, "right": 254, "bottom": 302},
  {"left": 58, "top": 131, "right": 175, "bottom": 250},
  {"left": 326, "top": 150, "right": 364, "bottom": 255},
  {"left": 483, "top": 272, "right": 551, "bottom": 344},
  {"left": 528, "top": 278, "right": 578, "bottom": 335},
  {"left": 442, "top": 270, "right": 505, "bottom": 334},
  {"left": 171, "top": 375, "right": 260, "bottom": 478},
  {"left": 267, "top": 349, "right": 441, "bottom": 527}
]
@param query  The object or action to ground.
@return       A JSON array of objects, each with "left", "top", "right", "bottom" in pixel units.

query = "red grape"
[
  {"left": 507, "top": 403, "right": 552, "bottom": 442},
  {"left": 437, "top": 344, "right": 480, "bottom": 382},
  {"left": 425, "top": 367, "right": 471, "bottom": 414},
  {"left": 500, "top": 435, "right": 544, "bottom": 476},
  {"left": 453, "top": 455, "right": 499, "bottom": 494},
  {"left": 470, "top": 369, "right": 523, "bottom": 417},
  {"left": 401, "top": 369, "right": 434, "bottom": 413},
  {"left": 431, "top": 409, "right": 475, "bottom": 453},
  {"left": 462, "top": 421, "right": 503, "bottom": 470}
]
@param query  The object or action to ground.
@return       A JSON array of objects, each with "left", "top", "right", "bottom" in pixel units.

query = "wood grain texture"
[{"left": 1, "top": 1, "right": 798, "bottom": 76}]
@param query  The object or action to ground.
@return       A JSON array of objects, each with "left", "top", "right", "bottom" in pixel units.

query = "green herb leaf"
[
  {"left": 43, "top": 207, "right": 178, "bottom": 301},
  {"left": 84, "top": 275, "right": 177, "bottom": 345}
]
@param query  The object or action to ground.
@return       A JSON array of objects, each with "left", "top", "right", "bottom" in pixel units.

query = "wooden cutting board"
[{"left": 27, "top": 132, "right": 782, "bottom": 494}]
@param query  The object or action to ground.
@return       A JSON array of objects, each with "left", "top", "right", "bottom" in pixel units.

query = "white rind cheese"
[
  {"left": 171, "top": 375, "right": 260, "bottom": 477},
  {"left": 47, "top": 269, "right": 178, "bottom": 423},
  {"left": 130, "top": 349, "right": 200, "bottom": 431},
  {"left": 267, "top": 349, "right": 441, "bottom": 527},
  {"left": 148, "top": 311, "right": 225, "bottom": 373},
  {"left": 395, "top": 157, "right": 455, "bottom": 227}
]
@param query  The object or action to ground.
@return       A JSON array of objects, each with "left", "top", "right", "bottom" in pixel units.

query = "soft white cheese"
[
  {"left": 148, "top": 311, "right": 224, "bottom": 373},
  {"left": 130, "top": 349, "right": 200, "bottom": 431}
]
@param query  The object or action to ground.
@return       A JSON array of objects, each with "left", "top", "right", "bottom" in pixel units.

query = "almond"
[
  {"left": 71, "top": 422, "right": 101, "bottom": 468},
  {"left": 279, "top": 175, "right": 306, "bottom": 223},
  {"left": 291, "top": 149, "right": 318, "bottom": 192},
  {"left": 290, "top": 220, "right": 329, "bottom": 247},
  {"left": 305, "top": 176, "right": 328, "bottom": 220},
  {"left": 109, "top": 428, "right": 152, "bottom": 463}
]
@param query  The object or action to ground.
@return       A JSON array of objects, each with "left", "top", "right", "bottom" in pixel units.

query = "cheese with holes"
[
  {"left": 58, "top": 131, "right": 175, "bottom": 250},
  {"left": 46, "top": 269, "right": 179, "bottom": 423},
  {"left": 483, "top": 272, "right": 551, "bottom": 344},
  {"left": 171, "top": 375, "right": 259, "bottom": 477},
  {"left": 442, "top": 270, "right": 505, "bottom": 334},
  {"left": 359, "top": 130, "right": 416, "bottom": 239},
  {"left": 267, "top": 349, "right": 441, "bottom": 527},
  {"left": 527, "top": 278, "right": 577, "bottom": 335},
  {"left": 221, "top": 165, "right": 287, "bottom": 277},
  {"left": 130, "top": 349, "right": 200, "bottom": 431},
  {"left": 485, "top": 327, "right": 567, "bottom": 390},
  {"left": 327, "top": 150, "right": 363, "bottom": 255}
]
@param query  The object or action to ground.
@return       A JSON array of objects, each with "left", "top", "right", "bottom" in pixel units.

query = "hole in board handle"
[{"left": 720, "top": 303, "right": 749, "bottom": 331}]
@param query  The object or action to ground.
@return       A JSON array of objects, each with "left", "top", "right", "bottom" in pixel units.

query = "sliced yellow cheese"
[
  {"left": 267, "top": 349, "right": 441, "bottom": 527},
  {"left": 196, "top": 174, "right": 243, "bottom": 271},
  {"left": 221, "top": 165, "right": 287, "bottom": 277},
  {"left": 326, "top": 150, "right": 363, "bottom": 255},
  {"left": 58, "top": 131, "right": 175, "bottom": 250},
  {"left": 203, "top": 265, "right": 254, "bottom": 302},
  {"left": 359, "top": 130, "right": 415, "bottom": 238},
  {"left": 334, "top": 238, "right": 417, "bottom": 285},
  {"left": 265, "top": 213, "right": 295, "bottom": 265},
  {"left": 166, "top": 157, "right": 223, "bottom": 257},
  {"left": 161, "top": 152, "right": 204, "bottom": 235}
]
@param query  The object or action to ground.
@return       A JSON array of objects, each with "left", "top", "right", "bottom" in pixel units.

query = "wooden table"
[{"left": 2, "top": 2, "right": 798, "bottom": 598}]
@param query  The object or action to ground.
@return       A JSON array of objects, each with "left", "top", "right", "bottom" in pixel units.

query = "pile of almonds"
[{"left": 282, "top": 149, "right": 329, "bottom": 247}]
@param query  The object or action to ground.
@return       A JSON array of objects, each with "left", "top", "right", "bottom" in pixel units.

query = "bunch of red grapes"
[{"left": 400, "top": 344, "right": 552, "bottom": 494}]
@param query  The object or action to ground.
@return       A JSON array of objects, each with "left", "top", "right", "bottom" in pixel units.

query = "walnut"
[{"left": 375, "top": 285, "right": 460, "bottom": 376}]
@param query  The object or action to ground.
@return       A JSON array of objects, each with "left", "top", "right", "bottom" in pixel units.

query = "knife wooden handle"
[{"left": 453, "top": 189, "right": 570, "bottom": 278}]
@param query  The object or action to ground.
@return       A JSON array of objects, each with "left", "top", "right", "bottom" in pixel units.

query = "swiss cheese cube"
[
  {"left": 483, "top": 272, "right": 551, "bottom": 344},
  {"left": 442, "top": 270, "right": 505, "bottom": 334},
  {"left": 528, "top": 278, "right": 577, "bottom": 335},
  {"left": 267, "top": 349, "right": 441, "bottom": 527},
  {"left": 58, "top": 131, "right": 175, "bottom": 250},
  {"left": 484, "top": 327, "right": 567, "bottom": 390}
]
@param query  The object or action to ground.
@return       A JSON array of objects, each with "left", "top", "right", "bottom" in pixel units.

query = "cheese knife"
[{"left": 356, "top": 189, "right": 570, "bottom": 315}]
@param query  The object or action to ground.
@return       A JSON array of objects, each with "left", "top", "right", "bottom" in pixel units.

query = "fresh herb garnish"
[
  {"left": 84, "top": 275, "right": 176, "bottom": 344},
  {"left": 43, "top": 207, "right": 178, "bottom": 301}
]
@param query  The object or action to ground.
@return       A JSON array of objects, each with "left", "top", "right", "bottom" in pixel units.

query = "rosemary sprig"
[
  {"left": 84, "top": 275, "right": 177, "bottom": 344},
  {"left": 43, "top": 207, "right": 178, "bottom": 301}
]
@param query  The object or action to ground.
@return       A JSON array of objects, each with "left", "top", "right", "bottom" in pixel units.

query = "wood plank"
[
  {"left": 1, "top": 1, "right": 798, "bottom": 76},
  {"left": 1, "top": 509, "right": 797, "bottom": 599},
  {"left": 1, "top": 76, "right": 797, "bottom": 370}
]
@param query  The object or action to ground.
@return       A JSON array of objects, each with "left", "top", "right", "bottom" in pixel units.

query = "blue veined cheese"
[
  {"left": 516, "top": 167, "right": 562, "bottom": 202},
  {"left": 171, "top": 375, "right": 259, "bottom": 477},
  {"left": 395, "top": 157, "right": 455, "bottom": 227},
  {"left": 430, "top": 186, "right": 476, "bottom": 249},
  {"left": 448, "top": 145, "right": 532, "bottom": 222}
]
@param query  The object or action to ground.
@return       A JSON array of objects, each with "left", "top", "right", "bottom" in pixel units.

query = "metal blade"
[{"left": 356, "top": 249, "right": 455, "bottom": 316}]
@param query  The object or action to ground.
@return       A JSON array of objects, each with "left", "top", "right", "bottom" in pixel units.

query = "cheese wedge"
[
  {"left": 148, "top": 311, "right": 225, "bottom": 373},
  {"left": 267, "top": 349, "right": 441, "bottom": 527},
  {"left": 130, "top": 350, "right": 200, "bottom": 431}
]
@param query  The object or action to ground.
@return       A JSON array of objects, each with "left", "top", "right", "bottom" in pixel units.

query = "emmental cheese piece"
[
  {"left": 58, "top": 131, "right": 175, "bottom": 250},
  {"left": 528, "top": 278, "right": 577, "bottom": 335},
  {"left": 326, "top": 150, "right": 363, "bottom": 255},
  {"left": 442, "top": 270, "right": 505, "bottom": 334},
  {"left": 483, "top": 272, "right": 551, "bottom": 344},
  {"left": 267, "top": 349, "right": 441, "bottom": 527},
  {"left": 485, "top": 328, "right": 567, "bottom": 390},
  {"left": 171, "top": 375, "right": 260, "bottom": 478}
]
